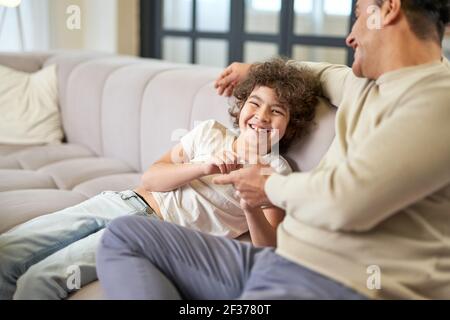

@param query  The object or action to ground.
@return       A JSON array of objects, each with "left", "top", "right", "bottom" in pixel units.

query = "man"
[{"left": 96, "top": 0, "right": 450, "bottom": 299}]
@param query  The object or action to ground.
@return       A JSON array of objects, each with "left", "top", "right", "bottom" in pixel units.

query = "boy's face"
[{"left": 238, "top": 86, "right": 290, "bottom": 152}]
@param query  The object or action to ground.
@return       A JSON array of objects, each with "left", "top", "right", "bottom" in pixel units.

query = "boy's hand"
[
  {"left": 213, "top": 164, "right": 274, "bottom": 208},
  {"left": 203, "top": 151, "right": 243, "bottom": 175},
  {"left": 214, "top": 62, "right": 251, "bottom": 96}
]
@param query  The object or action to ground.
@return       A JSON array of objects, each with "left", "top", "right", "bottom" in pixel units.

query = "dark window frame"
[{"left": 141, "top": 0, "right": 357, "bottom": 66}]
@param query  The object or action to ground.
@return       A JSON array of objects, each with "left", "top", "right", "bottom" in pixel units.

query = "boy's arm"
[
  {"left": 141, "top": 143, "right": 207, "bottom": 192},
  {"left": 244, "top": 204, "right": 285, "bottom": 247},
  {"left": 142, "top": 144, "right": 242, "bottom": 192}
]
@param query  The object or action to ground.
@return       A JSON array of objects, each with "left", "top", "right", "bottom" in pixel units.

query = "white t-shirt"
[{"left": 151, "top": 120, "right": 292, "bottom": 238}]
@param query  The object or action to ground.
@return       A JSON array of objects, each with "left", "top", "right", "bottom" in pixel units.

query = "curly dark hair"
[
  {"left": 375, "top": 0, "right": 449, "bottom": 43},
  {"left": 229, "top": 58, "right": 321, "bottom": 154}
]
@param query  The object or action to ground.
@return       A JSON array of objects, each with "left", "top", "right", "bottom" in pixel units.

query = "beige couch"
[{"left": 0, "top": 52, "right": 337, "bottom": 299}]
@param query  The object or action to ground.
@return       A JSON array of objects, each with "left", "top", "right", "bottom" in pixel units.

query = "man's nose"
[{"left": 346, "top": 30, "right": 356, "bottom": 48}]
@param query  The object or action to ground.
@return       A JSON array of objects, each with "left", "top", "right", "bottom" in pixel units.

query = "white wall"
[
  {"left": 82, "top": 0, "right": 117, "bottom": 53},
  {"left": 117, "top": 0, "right": 139, "bottom": 56},
  {"left": 0, "top": 0, "right": 138, "bottom": 55},
  {"left": 0, "top": 0, "right": 50, "bottom": 52},
  {"left": 48, "top": 0, "right": 118, "bottom": 53}
]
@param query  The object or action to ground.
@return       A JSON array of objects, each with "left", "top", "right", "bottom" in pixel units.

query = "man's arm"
[
  {"left": 265, "top": 89, "right": 450, "bottom": 232},
  {"left": 214, "top": 61, "right": 357, "bottom": 107},
  {"left": 290, "top": 61, "right": 356, "bottom": 107}
]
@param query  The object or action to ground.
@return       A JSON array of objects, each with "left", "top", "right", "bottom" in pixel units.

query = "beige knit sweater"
[{"left": 266, "top": 59, "right": 450, "bottom": 299}]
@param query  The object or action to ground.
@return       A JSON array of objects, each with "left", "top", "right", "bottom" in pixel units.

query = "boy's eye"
[
  {"left": 249, "top": 101, "right": 259, "bottom": 107},
  {"left": 272, "top": 109, "right": 284, "bottom": 115}
]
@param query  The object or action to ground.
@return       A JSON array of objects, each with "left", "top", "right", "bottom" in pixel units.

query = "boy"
[{"left": 0, "top": 58, "right": 320, "bottom": 300}]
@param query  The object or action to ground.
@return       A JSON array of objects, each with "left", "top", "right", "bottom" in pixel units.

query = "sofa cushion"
[
  {"left": 43, "top": 52, "right": 112, "bottom": 114},
  {"left": 0, "top": 190, "right": 88, "bottom": 234},
  {"left": 38, "top": 158, "right": 134, "bottom": 190},
  {"left": 101, "top": 62, "right": 182, "bottom": 172},
  {"left": 140, "top": 67, "right": 220, "bottom": 169},
  {"left": 73, "top": 173, "right": 142, "bottom": 198},
  {"left": 0, "top": 144, "right": 39, "bottom": 156},
  {"left": 285, "top": 98, "right": 337, "bottom": 172},
  {"left": 190, "top": 81, "right": 235, "bottom": 129},
  {"left": 0, "top": 169, "right": 56, "bottom": 192},
  {"left": 6, "top": 143, "right": 94, "bottom": 170},
  {"left": 0, "top": 156, "right": 21, "bottom": 169},
  {"left": 63, "top": 57, "right": 141, "bottom": 156},
  {"left": 0, "top": 64, "right": 62, "bottom": 145}
]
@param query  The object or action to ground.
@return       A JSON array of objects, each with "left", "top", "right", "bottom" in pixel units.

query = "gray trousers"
[{"left": 96, "top": 216, "right": 368, "bottom": 300}]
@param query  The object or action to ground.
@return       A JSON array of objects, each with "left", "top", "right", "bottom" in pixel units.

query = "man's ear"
[{"left": 381, "top": 0, "right": 402, "bottom": 26}]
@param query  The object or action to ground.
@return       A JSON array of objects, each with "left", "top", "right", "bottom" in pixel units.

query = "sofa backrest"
[{"left": 0, "top": 52, "right": 337, "bottom": 173}]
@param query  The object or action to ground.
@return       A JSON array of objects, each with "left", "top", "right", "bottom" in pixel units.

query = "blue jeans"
[
  {"left": 0, "top": 190, "right": 153, "bottom": 300},
  {"left": 97, "top": 216, "right": 368, "bottom": 300}
]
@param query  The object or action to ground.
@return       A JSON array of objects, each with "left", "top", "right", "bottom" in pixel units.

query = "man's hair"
[
  {"left": 375, "top": 0, "right": 449, "bottom": 43},
  {"left": 229, "top": 58, "right": 321, "bottom": 154}
]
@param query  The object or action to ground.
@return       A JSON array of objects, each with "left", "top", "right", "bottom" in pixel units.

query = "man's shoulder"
[
  {"left": 370, "top": 60, "right": 450, "bottom": 113},
  {"left": 401, "top": 63, "right": 450, "bottom": 102}
]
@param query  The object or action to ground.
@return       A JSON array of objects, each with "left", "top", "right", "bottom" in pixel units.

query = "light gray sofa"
[{"left": 0, "top": 51, "right": 337, "bottom": 299}]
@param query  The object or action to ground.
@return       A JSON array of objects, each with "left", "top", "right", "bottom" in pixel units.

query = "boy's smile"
[
  {"left": 236, "top": 86, "right": 290, "bottom": 157},
  {"left": 247, "top": 122, "right": 272, "bottom": 132}
]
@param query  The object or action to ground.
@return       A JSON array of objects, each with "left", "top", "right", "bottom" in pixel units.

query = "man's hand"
[
  {"left": 213, "top": 164, "right": 274, "bottom": 208},
  {"left": 214, "top": 62, "right": 251, "bottom": 96}
]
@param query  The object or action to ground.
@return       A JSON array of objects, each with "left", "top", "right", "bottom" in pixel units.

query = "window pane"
[
  {"left": 197, "top": 0, "right": 230, "bottom": 32},
  {"left": 293, "top": 45, "right": 348, "bottom": 64},
  {"left": 244, "top": 42, "right": 278, "bottom": 63},
  {"left": 163, "top": 0, "right": 192, "bottom": 31},
  {"left": 196, "top": 39, "right": 228, "bottom": 67},
  {"left": 324, "top": 0, "right": 352, "bottom": 15},
  {"left": 245, "top": 0, "right": 281, "bottom": 34},
  {"left": 294, "top": 0, "right": 313, "bottom": 14},
  {"left": 294, "top": 0, "right": 352, "bottom": 37},
  {"left": 163, "top": 37, "right": 191, "bottom": 64}
]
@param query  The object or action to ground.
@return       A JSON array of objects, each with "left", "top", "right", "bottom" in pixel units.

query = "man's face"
[{"left": 346, "top": 0, "right": 381, "bottom": 78}]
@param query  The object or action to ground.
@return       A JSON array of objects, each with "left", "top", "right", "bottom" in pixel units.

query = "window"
[
  {"left": 140, "top": 0, "right": 356, "bottom": 67},
  {"left": 0, "top": 0, "right": 50, "bottom": 52},
  {"left": 250, "top": 0, "right": 280, "bottom": 12},
  {"left": 294, "top": 0, "right": 313, "bottom": 14},
  {"left": 324, "top": 0, "right": 352, "bottom": 16}
]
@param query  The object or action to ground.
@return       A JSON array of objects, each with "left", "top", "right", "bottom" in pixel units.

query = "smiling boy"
[{"left": 0, "top": 58, "right": 321, "bottom": 300}]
